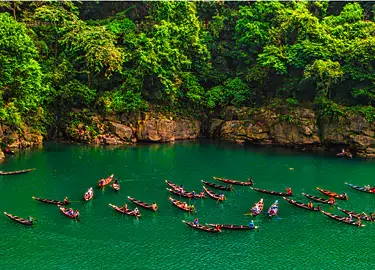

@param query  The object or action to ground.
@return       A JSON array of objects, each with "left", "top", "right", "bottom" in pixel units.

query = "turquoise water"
[{"left": 1, "top": 141, "right": 375, "bottom": 269}]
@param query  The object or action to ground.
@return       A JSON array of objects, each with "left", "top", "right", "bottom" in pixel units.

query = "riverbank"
[{"left": 1, "top": 104, "right": 374, "bottom": 159}]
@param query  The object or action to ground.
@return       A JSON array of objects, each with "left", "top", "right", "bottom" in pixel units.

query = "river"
[{"left": 1, "top": 141, "right": 374, "bottom": 269}]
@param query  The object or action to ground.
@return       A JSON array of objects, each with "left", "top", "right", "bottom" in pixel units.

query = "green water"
[{"left": 1, "top": 141, "right": 375, "bottom": 269}]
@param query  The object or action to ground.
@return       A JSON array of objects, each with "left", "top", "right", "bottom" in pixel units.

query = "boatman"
[
  {"left": 248, "top": 220, "right": 255, "bottom": 229},
  {"left": 329, "top": 197, "right": 335, "bottom": 204},
  {"left": 307, "top": 201, "right": 313, "bottom": 208},
  {"left": 152, "top": 202, "right": 158, "bottom": 211},
  {"left": 286, "top": 188, "right": 292, "bottom": 195},
  {"left": 63, "top": 197, "right": 69, "bottom": 204},
  {"left": 193, "top": 218, "right": 199, "bottom": 227}
]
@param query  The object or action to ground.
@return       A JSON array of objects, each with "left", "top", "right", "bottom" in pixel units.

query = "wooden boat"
[
  {"left": 246, "top": 199, "right": 264, "bottom": 217},
  {"left": 302, "top": 193, "right": 335, "bottom": 204},
  {"left": 0, "top": 168, "right": 35, "bottom": 175},
  {"left": 213, "top": 176, "right": 253, "bottom": 186},
  {"left": 108, "top": 204, "right": 141, "bottom": 217},
  {"left": 98, "top": 174, "right": 114, "bottom": 188},
  {"left": 4, "top": 212, "right": 34, "bottom": 225},
  {"left": 58, "top": 205, "right": 79, "bottom": 219},
  {"left": 182, "top": 220, "right": 220, "bottom": 233},
  {"left": 169, "top": 197, "right": 195, "bottom": 212},
  {"left": 206, "top": 224, "right": 258, "bottom": 230},
  {"left": 283, "top": 197, "right": 320, "bottom": 212},
  {"left": 201, "top": 180, "right": 233, "bottom": 191},
  {"left": 267, "top": 201, "right": 279, "bottom": 218},
  {"left": 251, "top": 187, "right": 292, "bottom": 196},
  {"left": 166, "top": 188, "right": 205, "bottom": 199},
  {"left": 32, "top": 196, "right": 70, "bottom": 205},
  {"left": 111, "top": 183, "right": 120, "bottom": 191},
  {"left": 84, "top": 189, "right": 93, "bottom": 201},
  {"left": 203, "top": 186, "right": 225, "bottom": 201},
  {"left": 321, "top": 210, "right": 364, "bottom": 227},
  {"left": 337, "top": 207, "right": 373, "bottom": 222},
  {"left": 345, "top": 182, "right": 375, "bottom": 194},
  {"left": 165, "top": 180, "right": 183, "bottom": 191},
  {"left": 128, "top": 196, "right": 158, "bottom": 211},
  {"left": 317, "top": 187, "right": 348, "bottom": 200},
  {"left": 4, "top": 149, "right": 15, "bottom": 155}
]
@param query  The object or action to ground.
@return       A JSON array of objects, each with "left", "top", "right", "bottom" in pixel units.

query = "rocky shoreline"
[{"left": 1, "top": 105, "right": 374, "bottom": 159}]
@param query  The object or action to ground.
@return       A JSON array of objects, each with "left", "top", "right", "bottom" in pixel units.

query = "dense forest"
[{"left": 1, "top": 1, "right": 375, "bottom": 140}]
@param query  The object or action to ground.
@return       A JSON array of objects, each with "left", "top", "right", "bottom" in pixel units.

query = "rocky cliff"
[
  {"left": 209, "top": 106, "right": 375, "bottom": 158},
  {"left": 64, "top": 111, "right": 200, "bottom": 145}
]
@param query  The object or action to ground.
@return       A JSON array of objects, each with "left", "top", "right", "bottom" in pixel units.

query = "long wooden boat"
[
  {"left": 32, "top": 196, "right": 70, "bottom": 205},
  {"left": 169, "top": 197, "right": 195, "bottom": 212},
  {"left": 165, "top": 180, "right": 183, "bottom": 191},
  {"left": 128, "top": 196, "right": 158, "bottom": 211},
  {"left": 345, "top": 182, "right": 375, "bottom": 194},
  {"left": 108, "top": 204, "right": 141, "bottom": 217},
  {"left": 317, "top": 187, "right": 348, "bottom": 200},
  {"left": 182, "top": 220, "right": 220, "bottom": 233},
  {"left": 283, "top": 197, "right": 320, "bottom": 212},
  {"left": 246, "top": 199, "right": 264, "bottom": 217},
  {"left": 98, "top": 174, "right": 114, "bottom": 188},
  {"left": 337, "top": 207, "right": 373, "bottom": 222},
  {"left": 84, "top": 189, "right": 93, "bottom": 201},
  {"left": 206, "top": 224, "right": 258, "bottom": 230},
  {"left": 302, "top": 193, "right": 335, "bottom": 204},
  {"left": 0, "top": 168, "right": 35, "bottom": 175},
  {"left": 321, "top": 210, "right": 364, "bottom": 227},
  {"left": 4, "top": 212, "right": 34, "bottom": 225},
  {"left": 166, "top": 188, "right": 205, "bottom": 199},
  {"left": 58, "top": 205, "right": 79, "bottom": 219},
  {"left": 201, "top": 180, "right": 233, "bottom": 191},
  {"left": 251, "top": 187, "right": 292, "bottom": 196},
  {"left": 203, "top": 186, "right": 225, "bottom": 201},
  {"left": 213, "top": 176, "right": 253, "bottom": 186}
]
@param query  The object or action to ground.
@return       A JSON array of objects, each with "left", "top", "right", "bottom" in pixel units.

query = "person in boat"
[
  {"left": 248, "top": 220, "right": 255, "bottom": 229},
  {"left": 152, "top": 202, "right": 158, "bottom": 211},
  {"left": 307, "top": 201, "right": 313, "bottom": 208},
  {"left": 189, "top": 204, "right": 195, "bottom": 212},
  {"left": 192, "top": 191, "right": 196, "bottom": 196},
  {"left": 122, "top": 204, "right": 128, "bottom": 211},
  {"left": 27, "top": 216, "right": 34, "bottom": 223},
  {"left": 99, "top": 179, "right": 105, "bottom": 187},
  {"left": 364, "top": 185, "right": 371, "bottom": 191},
  {"left": 63, "top": 197, "right": 69, "bottom": 204},
  {"left": 329, "top": 197, "right": 335, "bottom": 204},
  {"left": 286, "top": 188, "right": 292, "bottom": 195},
  {"left": 68, "top": 208, "right": 74, "bottom": 216},
  {"left": 347, "top": 214, "right": 353, "bottom": 222},
  {"left": 370, "top": 213, "right": 375, "bottom": 221},
  {"left": 215, "top": 224, "right": 221, "bottom": 231},
  {"left": 133, "top": 207, "right": 140, "bottom": 215},
  {"left": 199, "top": 191, "right": 205, "bottom": 197},
  {"left": 248, "top": 177, "right": 253, "bottom": 185},
  {"left": 252, "top": 204, "right": 259, "bottom": 214},
  {"left": 193, "top": 218, "right": 199, "bottom": 227},
  {"left": 74, "top": 210, "right": 80, "bottom": 218},
  {"left": 360, "top": 212, "right": 368, "bottom": 219},
  {"left": 219, "top": 193, "right": 225, "bottom": 200},
  {"left": 179, "top": 184, "right": 184, "bottom": 193},
  {"left": 113, "top": 179, "right": 118, "bottom": 185},
  {"left": 182, "top": 202, "right": 188, "bottom": 209}
]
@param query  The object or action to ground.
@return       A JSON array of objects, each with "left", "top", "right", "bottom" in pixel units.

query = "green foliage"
[
  {"left": 98, "top": 89, "right": 147, "bottom": 114},
  {"left": 3, "top": 1, "right": 375, "bottom": 139}
]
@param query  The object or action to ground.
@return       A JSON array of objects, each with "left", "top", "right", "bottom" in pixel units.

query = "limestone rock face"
[{"left": 108, "top": 122, "right": 134, "bottom": 142}]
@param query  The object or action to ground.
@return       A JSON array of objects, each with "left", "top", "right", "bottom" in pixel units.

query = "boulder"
[{"left": 108, "top": 122, "right": 134, "bottom": 142}]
